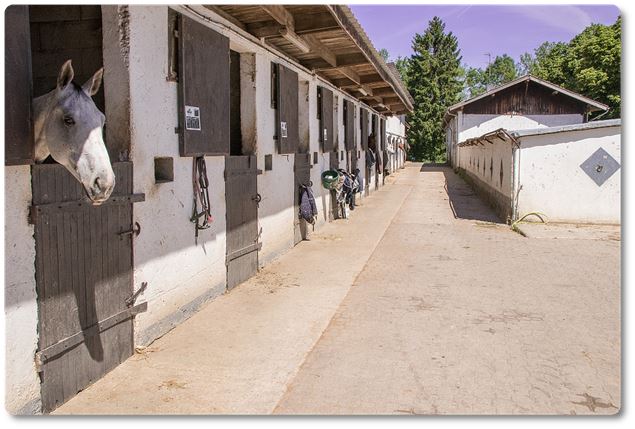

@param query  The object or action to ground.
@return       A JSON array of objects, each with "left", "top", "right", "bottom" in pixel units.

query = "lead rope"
[{"left": 191, "top": 156, "right": 214, "bottom": 244}]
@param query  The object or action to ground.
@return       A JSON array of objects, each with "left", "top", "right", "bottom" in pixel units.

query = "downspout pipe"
[{"left": 510, "top": 133, "right": 521, "bottom": 223}]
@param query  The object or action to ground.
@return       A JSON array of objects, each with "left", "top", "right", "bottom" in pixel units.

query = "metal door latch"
[
  {"left": 119, "top": 221, "right": 141, "bottom": 238},
  {"left": 252, "top": 193, "right": 262, "bottom": 207},
  {"left": 126, "top": 282, "right": 148, "bottom": 307}
]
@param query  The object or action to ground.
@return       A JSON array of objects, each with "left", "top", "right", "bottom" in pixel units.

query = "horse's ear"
[
  {"left": 57, "top": 60, "right": 74, "bottom": 90},
  {"left": 82, "top": 68, "right": 104, "bottom": 97}
]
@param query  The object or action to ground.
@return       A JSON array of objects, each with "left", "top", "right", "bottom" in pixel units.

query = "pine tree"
[{"left": 406, "top": 17, "right": 463, "bottom": 162}]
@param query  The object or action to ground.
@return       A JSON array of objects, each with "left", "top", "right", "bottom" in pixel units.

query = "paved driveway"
[
  {"left": 274, "top": 164, "right": 620, "bottom": 415},
  {"left": 56, "top": 163, "right": 620, "bottom": 415}
]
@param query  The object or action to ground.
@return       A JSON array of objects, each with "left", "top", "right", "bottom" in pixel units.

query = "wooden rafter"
[
  {"left": 260, "top": 5, "right": 294, "bottom": 28},
  {"left": 203, "top": 6, "right": 246, "bottom": 31},
  {"left": 259, "top": 5, "right": 337, "bottom": 66},
  {"left": 246, "top": 12, "right": 339, "bottom": 38},
  {"left": 279, "top": 27, "right": 310, "bottom": 53},
  {"left": 338, "top": 66, "right": 360, "bottom": 84},
  {"left": 302, "top": 34, "right": 336, "bottom": 66},
  {"left": 305, "top": 53, "right": 370, "bottom": 72}
]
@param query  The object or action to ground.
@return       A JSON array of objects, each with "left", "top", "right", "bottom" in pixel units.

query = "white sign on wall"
[
  {"left": 281, "top": 121, "right": 288, "bottom": 138},
  {"left": 185, "top": 105, "right": 201, "bottom": 131}
]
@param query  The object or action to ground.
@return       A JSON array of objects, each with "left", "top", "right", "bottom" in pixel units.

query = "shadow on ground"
[{"left": 420, "top": 163, "right": 502, "bottom": 224}]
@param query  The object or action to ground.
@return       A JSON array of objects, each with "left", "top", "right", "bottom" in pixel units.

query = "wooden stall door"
[
  {"left": 294, "top": 153, "right": 312, "bottom": 244},
  {"left": 225, "top": 156, "right": 261, "bottom": 290},
  {"left": 32, "top": 162, "right": 145, "bottom": 413}
]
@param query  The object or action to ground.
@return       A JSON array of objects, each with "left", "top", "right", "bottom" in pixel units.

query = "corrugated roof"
[{"left": 448, "top": 75, "right": 609, "bottom": 114}]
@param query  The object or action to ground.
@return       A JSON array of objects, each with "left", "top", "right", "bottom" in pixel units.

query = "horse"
[{"left": 33, "top": 60, "right": 115, "bottom": 205}]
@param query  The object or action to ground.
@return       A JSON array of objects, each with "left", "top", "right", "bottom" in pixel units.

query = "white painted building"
[
  {"left": 4, "top": 5, "right": 411, "bottom": 414},
  {"left": 444, "top": 75, "right": 609, "bottom": 170},
  {"left": 456, "top": 120, "right": 620, "bottom": 224}
]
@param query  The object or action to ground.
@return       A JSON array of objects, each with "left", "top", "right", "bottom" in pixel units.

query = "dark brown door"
[
  {"left": 178, "top": 14, "right": 230, "bottom": 156},
  {"left": 294, "top": 153, "right": 312, "bottom": 244},
  {"left": 32, "top": 162, "right": 145, "bottom": 413},
  {"left": 320, "top": 87, "right": 334, "bottom": 153},
  {"left": 360, "top": 108, "right": 368, "bottom": 150},
  {"left": 276, "top": 64, "right": 299, "bottom": 154},
  {"left": 344, "top": 100, "right": 355, "bottom": 151},
  {"left": 4, "top": 5, "right": 33, "bottom": 165},
  {"left": 225, "top": 156, "right": 261, "bottom": 290}
]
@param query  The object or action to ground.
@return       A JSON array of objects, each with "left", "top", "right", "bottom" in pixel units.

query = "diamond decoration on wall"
[{"left": 580, "top": 147, "right": 620, "bottom": 187}]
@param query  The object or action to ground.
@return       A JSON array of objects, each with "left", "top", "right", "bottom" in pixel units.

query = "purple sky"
[{"left": 350, "top": 5, "right": 620, "bottom": 69}]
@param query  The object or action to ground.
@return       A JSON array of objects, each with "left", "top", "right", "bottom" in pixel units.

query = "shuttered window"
[
  {"left": 5, "top": 5, "right": 34, "bottom": 165},
  {"left": 344, "top": 100, "right": 355, "bottom": 150},
  {"left": 319, "top": 86, "right": 334, "bottom": 153},
  {"left": 177, "top": 14, "right": 230, "bottom": 156},
  {"left": 360, "top": 108, "right": 369, "bottom": 150},
  {"left": 275, "top": 63, "right": 299, "bottom": 154}
]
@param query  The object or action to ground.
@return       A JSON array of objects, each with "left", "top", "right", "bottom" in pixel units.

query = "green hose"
[{"left": 511, "top": 212, "right": 548, "bottom": 236}]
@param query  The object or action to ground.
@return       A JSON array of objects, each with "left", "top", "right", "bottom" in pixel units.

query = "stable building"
[
  {"left": 444, "top": 76, "right": 619, "bottom": 224},
  {"left": 444, "top": 74, "right": 609, "bottom": 168},
  {"left": 4, "top": 5, "right": 411, "bottom": 414}
]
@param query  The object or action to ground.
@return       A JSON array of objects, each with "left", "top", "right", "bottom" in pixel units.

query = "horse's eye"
[{"left": 63, "top": 115, "right": 75, "bottom": 126}]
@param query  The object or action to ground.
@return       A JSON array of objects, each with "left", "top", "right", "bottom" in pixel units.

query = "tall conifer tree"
[{"left": 406, "top": 17, "right": 462, "bottom": 162}]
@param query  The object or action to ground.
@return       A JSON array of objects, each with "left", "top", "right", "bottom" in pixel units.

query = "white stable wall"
[
  {"left": 4, "top": 166, "right": 41, "bottom": 415},
  {"left": 127, "top": 6, "right": 228, "bottom": 345},
  {"left": 517, "top": 124, "right": 621, "bottom": 224},
  {"left": 459, "top": 139, "right": 513, "bottom": 198},
  {"left": 449, "top": 112, "right": 583, "bottom": 168}
]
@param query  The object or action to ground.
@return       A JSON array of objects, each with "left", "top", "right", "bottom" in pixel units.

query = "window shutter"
[
  {"left": 178, "top": 14, "right": 230, "bottom": 156},
  {"left": 276, "top": 63, "right": 299, "bottom": 154},
  {"left": 345, "top": 100, "right": 355, "bottom": 150},
  {"left": 319, "top": 86, "right": 334, "bottom": 153},
  {"left": 5, "top": 5, "right": 34, "bottom": 165},
  {"left": 361, "top": 108, "right": 368, "bottom": 150}
]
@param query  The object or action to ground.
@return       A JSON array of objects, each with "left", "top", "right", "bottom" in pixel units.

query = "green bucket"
[{"left": 321, "top": 170, "right": 340, "bottom": 190}]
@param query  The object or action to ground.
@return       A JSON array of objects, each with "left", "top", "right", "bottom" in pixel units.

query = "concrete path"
[{"left": 55, "top": 163, "right": 620, "bottom": 415}]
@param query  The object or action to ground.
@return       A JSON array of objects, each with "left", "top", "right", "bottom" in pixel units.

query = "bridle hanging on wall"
[{"left": 191, "top": 156, "right": 214, "bottom": 244}]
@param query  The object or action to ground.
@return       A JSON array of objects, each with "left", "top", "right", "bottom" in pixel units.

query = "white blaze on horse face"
[{"left": 75, "top": 127, "right": 115, "bottom": 205}]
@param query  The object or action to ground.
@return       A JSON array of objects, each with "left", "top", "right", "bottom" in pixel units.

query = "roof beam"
[
  {"left": 382, "top": 96, "right": 401, "bottom": 105},
  {"left": 302, "top": 34, "right": 337, "bottom": 67},
  {"left": 203, "top": 6, "right": 246, "bottom": 31},
  {"left": 260, "top": 5, "right": 294, "bottom": 29},
  {"left": 332, "top": 74, "right": 384, "bottom": 88},
  {"left": 307, "top": 53, "right": 370, "bottom": 72},
  {"left": 279, "top": 27, "right": 311, "bottom": 53},
  {"left": 338, "top": 66, "right": 360, "bottom": 84},
  {"left": 294, "top": 12, "right": 340, "bottom": 34},
  {"left": 247, "top": 12, "right": 340, "bottom": 38}
]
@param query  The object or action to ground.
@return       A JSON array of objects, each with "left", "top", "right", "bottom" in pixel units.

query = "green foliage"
[
  {"left": 405, "top": 17, "right": 463, "bottom": 162},
  {"left": 464, "top": 54, "right": 518, "bottom": 98},
  {"left": 520, "top": 16, "right": 621, "bottom": 118},
  {"left": 378, "top": 48, "right": 390, "bottom": 62},
  {"left": 394, "top": 56, "right": 410, "bottom": 86}
]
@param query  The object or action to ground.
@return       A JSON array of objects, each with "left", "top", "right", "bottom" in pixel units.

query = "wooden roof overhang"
[
  {"left": 205, "top": 4, "right": 413, "bottom": 115},
  {"left": 444, "top": 75, "right": 609, "bottom": 125}
]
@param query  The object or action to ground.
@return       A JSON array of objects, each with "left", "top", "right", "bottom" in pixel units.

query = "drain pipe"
[{"left": 510, "top": 133, "right": 521, "bottom": 223}]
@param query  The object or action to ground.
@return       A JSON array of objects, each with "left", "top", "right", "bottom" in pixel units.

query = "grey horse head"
[{"left": 33, "top": 60, "right": 115, "bottom": 205}]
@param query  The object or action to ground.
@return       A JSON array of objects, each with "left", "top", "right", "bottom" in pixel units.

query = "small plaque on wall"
[
  {"left": 281, "top": 121, "right": 288, "bottom": 138},
  {"left": 185, "top": 105, "right": 201, "bottom": 131}
]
